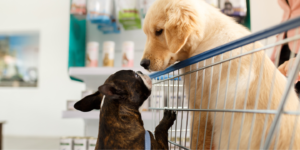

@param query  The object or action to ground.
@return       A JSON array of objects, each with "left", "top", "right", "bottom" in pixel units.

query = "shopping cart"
[{"left": 148, "top": 16, "right": 300, "bottom": 150}]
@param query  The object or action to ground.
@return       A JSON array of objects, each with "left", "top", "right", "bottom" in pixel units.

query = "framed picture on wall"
[
  {"left": 219, "top": 0, "right": 247, "bottom": 24},
  {"left": 0, "top": 32, "right": 39, "bottom": 87},
  {"left": 205, "top": 0, "right": 248, "bottom": 26}
]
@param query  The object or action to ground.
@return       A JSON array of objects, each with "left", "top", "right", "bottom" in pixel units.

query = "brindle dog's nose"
[{"left": 140, "top": 59, "right": 150, "bottom": 70}]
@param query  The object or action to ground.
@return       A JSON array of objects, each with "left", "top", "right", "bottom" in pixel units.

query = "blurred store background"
[{"left": 0, "top": 0, "right": 283, "bottom": 149}]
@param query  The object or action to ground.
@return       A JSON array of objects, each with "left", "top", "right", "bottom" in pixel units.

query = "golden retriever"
[{"left": 141, "top": 0, "right": 300, "bottom": 149}]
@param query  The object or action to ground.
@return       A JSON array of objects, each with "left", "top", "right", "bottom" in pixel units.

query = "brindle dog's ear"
[
  {"left": 74, "top": 91, "right": 103, "bottom": 112},
  {"left": 98, "top": 84, "right": 120, "bottom": 99}
]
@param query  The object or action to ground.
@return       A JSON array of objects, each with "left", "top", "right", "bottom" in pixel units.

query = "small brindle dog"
[{"left": 74, "top": 70, "right": 176, "bottom": 149}]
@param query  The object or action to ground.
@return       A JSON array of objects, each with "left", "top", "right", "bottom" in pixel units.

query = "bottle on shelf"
[
  {"left": 102, "top": 41, "right": 115, "bottom": 67},
  {"left": 86, "top": 42, "right": 99, "bottom": 67},
  {"left": 122, "top": 41, "right": 134, "bottom": 67}
]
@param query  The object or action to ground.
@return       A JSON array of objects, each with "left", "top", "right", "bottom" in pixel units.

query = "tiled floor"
[{"left": 3, "top": 136, "right": 59, "bottom": 150}]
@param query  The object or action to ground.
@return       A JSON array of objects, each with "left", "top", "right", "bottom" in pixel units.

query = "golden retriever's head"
[{"left": 140, "top": 0, "right": 202, "bottom": 71}]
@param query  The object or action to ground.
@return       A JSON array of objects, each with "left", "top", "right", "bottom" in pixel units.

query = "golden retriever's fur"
[{"left": 142, "top": 0, "right": 300, "bottom": 149}]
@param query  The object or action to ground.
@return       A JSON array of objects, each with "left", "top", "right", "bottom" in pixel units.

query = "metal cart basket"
[{"left": 148, "top": 17, "right": 300, "bottom": 150}]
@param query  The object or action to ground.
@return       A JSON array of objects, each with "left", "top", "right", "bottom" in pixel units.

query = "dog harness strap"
[
  {"left": 100, "top": 95, "right": 105, "bottom": 109},
  {"left": 145, "top": 130, "right": 151, "bottom": 150}
]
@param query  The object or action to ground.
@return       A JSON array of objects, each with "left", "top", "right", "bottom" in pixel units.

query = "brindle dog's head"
[{"left": 74, "top": 70, "right": 152, "bottom": 112}]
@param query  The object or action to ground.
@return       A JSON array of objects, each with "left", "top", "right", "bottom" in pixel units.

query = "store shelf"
[
  {"left": 62, "top": 110, "right": 100, "bottom": 119},
  {"left": 69, "top": 67, "right": 149, "bottom": 90},
  {"left": 69, "top": 67, "right": 148, "bottom": 76},
  {"left": 62, "top": 110, "right": 153, "bottom": 120}
]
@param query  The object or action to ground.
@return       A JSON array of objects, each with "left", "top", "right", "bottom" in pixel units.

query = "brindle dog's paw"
[
  {"left": 156, "top": 110, "right": 176, "bottom": 132},
  {"left": 161, "top": 110, "right": 176, "bottom": 129}
]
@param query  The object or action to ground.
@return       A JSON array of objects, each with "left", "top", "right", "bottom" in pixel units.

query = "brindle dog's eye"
[
  {"left": 121, "top": 116, "right": 129, "bottom": 121},
  {"left": 135, "top": 73, "right": 139, "bottom": 78},
  {"left": 155, "top": 29, "right": 163, "bottom": 36}
]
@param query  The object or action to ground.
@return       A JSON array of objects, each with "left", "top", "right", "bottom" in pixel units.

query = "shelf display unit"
[{"left": 69, "top": 67, "right": 148, "bottom": 90}]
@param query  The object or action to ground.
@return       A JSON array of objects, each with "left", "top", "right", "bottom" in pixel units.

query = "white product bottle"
[
  {"left": 73, "top": 137, "right": 87, "bottom": 150},
  {"left": 122, "top": 41, "right": 134, "bottom": 67},
  {"left": 102, "top": 41, "right": 115, "bottom": 67},
  {"left": 205, "top": 0, "right": 219, "bottom": 7},
  {"left": 60, "top": 137, "right": 73, "bottom": 150},
  {"left": 88, "top": 137, "right": 97, "bottom": 150},
  {"left": 86, "top": 42, "right": 99, "bottom": 67}
]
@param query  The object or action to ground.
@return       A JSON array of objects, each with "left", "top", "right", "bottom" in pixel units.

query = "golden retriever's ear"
[{"left": 164, "top": 1, "right": 198, "bottom": 53}]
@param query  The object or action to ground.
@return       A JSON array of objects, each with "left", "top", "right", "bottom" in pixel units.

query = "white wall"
[
  {"left": 0, "top": 0, "right": 85, "bottom": 137},
  {"left": 250, "top": 0, "right": 284, "bottom": 57},
  {"left": 250, "top": 0, "right": 283, "bottom": 33}
]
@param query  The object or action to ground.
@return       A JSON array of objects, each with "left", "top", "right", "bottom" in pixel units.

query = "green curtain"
[
  {"left": 245, "top": 0, "right": 251, "bottom": 30},
  {"left": 68, "top": 15, "right": 86, "bottom": 82}
]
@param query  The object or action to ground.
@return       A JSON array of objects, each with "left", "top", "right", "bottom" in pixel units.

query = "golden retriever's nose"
[{"left": 140, "top": 59, "right": 150, "bottom": 70}]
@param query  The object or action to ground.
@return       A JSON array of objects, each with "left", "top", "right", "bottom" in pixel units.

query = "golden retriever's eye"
[{"left": 155, "top": 29, "right": 163, "bottom": 36}]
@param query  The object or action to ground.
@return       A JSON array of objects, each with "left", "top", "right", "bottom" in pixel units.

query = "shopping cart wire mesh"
[{"left": 148, "top": 16, "right": 300, "bottom": 150}]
